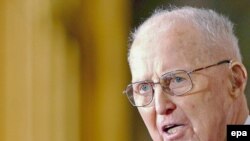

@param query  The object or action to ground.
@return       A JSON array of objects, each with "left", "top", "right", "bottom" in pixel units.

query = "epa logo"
[
  {"left": 227, "top": 125, "right": 250, "bottom": 140},
  {"left": 231, "top": 131, "right": 247, "bottom": 138}
]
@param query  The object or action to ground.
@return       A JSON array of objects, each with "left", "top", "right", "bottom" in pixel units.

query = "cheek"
[
  {"left": 138, "top": 108, "right": 161, "bottom": 140},
  {"left": 138, "top": 107, "right": 156, "bottom": 129},
  {"left": 179, "top": 91, "right": 228, "bottom": 140},
  {"left": 210, "top": 77, "right": 232, "bottom": 111}
]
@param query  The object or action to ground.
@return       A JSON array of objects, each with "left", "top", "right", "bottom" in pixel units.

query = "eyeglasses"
[{"left": 123, "top": 59, "right": 232, "bottom": 107}]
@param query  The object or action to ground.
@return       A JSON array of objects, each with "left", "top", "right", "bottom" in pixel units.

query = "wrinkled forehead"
[{"left": 129, "top": 21, "right": 210, "bottom": 70}]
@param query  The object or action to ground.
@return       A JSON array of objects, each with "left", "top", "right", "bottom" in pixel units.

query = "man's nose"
[{"left": 154, "top": 87, "right": 176, "bottom": 115}]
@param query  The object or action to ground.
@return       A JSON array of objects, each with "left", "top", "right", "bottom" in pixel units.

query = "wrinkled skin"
[{"left": 129, "top": 22, "right": 248, "bottom": 141}]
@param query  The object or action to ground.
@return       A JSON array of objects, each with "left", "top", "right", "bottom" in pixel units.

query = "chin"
[
  {"left": 149, "top": 131, "right": 163, "bottom": 141},
  {"left": 151, "top": 136, "right": 163, "bottom": 141}
]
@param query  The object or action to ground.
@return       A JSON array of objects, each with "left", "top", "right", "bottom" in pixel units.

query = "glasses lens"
[
  {"left": 125, "top": 82, "right": 153, "bottom": 106},
  {"left": 161, "top": 70, "right": 192, "bottom": 95}
]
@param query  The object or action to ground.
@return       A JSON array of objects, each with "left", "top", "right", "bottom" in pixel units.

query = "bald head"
[{"left": 128, "top": 7, "right": 242, "bottom": 66}]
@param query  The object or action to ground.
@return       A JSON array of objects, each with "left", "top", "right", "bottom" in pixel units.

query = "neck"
[{"left": 230, "top": 95, "right": 249, "bottom": 124}]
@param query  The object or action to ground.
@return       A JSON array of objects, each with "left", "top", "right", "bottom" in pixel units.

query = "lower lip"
[{"left": 162, "top": 125, "right": 187, "bottom": 140}]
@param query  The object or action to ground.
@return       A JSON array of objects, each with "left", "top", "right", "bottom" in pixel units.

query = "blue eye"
[
  {"left": 141, "top": 84, "right": 150, "bottom": 90},
  {"left": 174, "top": 77, "right": 184, "bottom": 83},
  {"left": 161, "top": 70, "right": 192, "bottom": 95},
  {"left": 138, "top": 83, "right": 151, "bottom": 94}
]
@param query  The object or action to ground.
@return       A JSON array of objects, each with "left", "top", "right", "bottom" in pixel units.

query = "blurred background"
[{"left": 0, "top": 0, "right": 249, "bottom": 141}]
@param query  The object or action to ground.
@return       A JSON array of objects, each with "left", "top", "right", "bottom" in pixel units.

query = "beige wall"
[
  {"left": 80, "top": 0, "right": 131, "bottom": 141},
  {"left": 0, "top": 0, "right": 131, "bottom": 141}
]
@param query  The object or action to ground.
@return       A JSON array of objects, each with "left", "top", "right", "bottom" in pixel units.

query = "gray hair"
[{"left": 128, "top": 6, "right": 242, "bottom": 63}]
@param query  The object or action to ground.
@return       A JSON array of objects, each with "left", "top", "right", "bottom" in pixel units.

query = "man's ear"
[{"left": 229, "top": 61, "right": 248, "bottom": 97}]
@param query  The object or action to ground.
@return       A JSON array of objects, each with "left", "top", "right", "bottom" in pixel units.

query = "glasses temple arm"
[{"left": 189, "top": 59, "right": 231, "bottom": 73}]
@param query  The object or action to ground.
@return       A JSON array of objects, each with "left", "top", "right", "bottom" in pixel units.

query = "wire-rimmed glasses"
[{"left": 123, "top": 59, "right": 232, "bottom": 107}]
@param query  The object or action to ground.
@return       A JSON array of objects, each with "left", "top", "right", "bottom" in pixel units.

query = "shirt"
[{"left": 244, "top": 115, "right": 250, "bottom": 125}]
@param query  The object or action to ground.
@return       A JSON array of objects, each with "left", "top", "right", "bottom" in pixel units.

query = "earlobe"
[{"left": 229, "top": 61, "right": 248, "bottom": 97}]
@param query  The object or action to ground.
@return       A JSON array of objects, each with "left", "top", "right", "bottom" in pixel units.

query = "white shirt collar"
[{"left": 244, "top": 115, "right": 250, "bottom": 125}]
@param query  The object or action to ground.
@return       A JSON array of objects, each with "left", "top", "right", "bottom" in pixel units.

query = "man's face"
[{"left": 129, "top": 24, "right": 234, "bottom": 141}]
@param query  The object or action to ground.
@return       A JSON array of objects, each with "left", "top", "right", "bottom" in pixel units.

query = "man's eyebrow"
[{"left": 132, "top": 79, "right": 153, "bottom": 84}]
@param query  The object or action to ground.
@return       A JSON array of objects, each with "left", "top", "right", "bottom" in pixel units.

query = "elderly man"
[{"left": 123, "top": 7, "right": 249, "bottom": 141}]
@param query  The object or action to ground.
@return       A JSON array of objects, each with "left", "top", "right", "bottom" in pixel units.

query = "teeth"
[
  {"left": 167, "top": 127, "right": 177, "bottom": 134},
  {"left": 164, "top": 124, "right": 184, "bottom": 135}
]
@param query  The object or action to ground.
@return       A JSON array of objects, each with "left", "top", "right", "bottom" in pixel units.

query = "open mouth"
[{"left": 163, "top": 124, "right": 185, "bottom": 135}]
